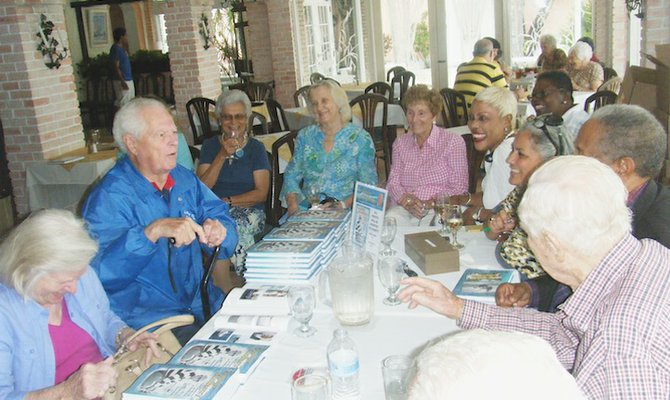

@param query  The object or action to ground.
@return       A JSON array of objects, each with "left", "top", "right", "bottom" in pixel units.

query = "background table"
[
  {"left": 193, "top": 226, "right": 500, "bottom": 399},
  {"left": 285, "top": 104, "right": 407, "bottom": 132}
]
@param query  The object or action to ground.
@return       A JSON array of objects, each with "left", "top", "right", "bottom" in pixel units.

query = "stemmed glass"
[
  {"left": 416, "top": 202, "right": 429, "bottom": 226},
  {"left": 224, "top": 130, "right": 245, "bottom": 165},
  {"left": 378, "top": 256, "right": 404, "bottom": 305},
  {"left": 380, "top": 217, "right": 397, "bottom": 256},
  {"left": 434, "top": 193, "right": 449, "bottom": 237},
  {"left": 305, "top": 185, "right": 321, "bottom": 209},
  {"left": 446, "top": 205, "right": 464, "bottom": 249},
  {"left": 287, "top": 286, "right": 317, "bottom": 337}
]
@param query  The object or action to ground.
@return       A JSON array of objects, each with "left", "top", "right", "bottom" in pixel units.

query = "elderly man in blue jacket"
[{"left": 82, "top": 97, "right": 239, "bottom": 343}]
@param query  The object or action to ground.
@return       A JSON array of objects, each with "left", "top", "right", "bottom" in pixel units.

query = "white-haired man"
[
  {"left": 400, "top": 156, "right": 670, "bottom": 399},
  {"left": 82, "top": 97, "right": 239, "bottom": 343},
  {"left": 453, "top": 38, "right": 508, "bottom": 110}
]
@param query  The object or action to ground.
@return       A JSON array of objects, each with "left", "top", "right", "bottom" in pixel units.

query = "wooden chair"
[
  {"left": 386, "top": 66, "right": 406, "bottom": 83},
  {"left": 267, "top": 130, "right": 298, "bottom": 227},
  {"left": 364, "top": 81, "right": 393, "bottom": 101},
  {"left": 349, "top": 93, "right": 393, "bottom": 178},
  {"left": 391, "top": 70, "right": 415, "bottom": 104},
  {"left": 584, "top": 90, "right": 617, "bottom": 113},
  {"left": 294, "top": 85, "right": 311, "bottom": 107},
  {"left": 186, "top": 97, "right": 217, "bottom": 145},
  {"left": 265, "top": 98, "right": 290, "bottom": 132},
  {"left": 461, "top": 133, "right": 486, "bottom": 194},
  {"left": 439, "top": 88, "right": 469, "bottom": 128},
  {"left": 246, "top": 81, "right": 274, "bottom": 102},
  {"left": 603, "top": 67, "right": 618, "bottom": 82},
  {"left": 250, "top": 111, "right": 269, "bottom": 136},
  {"left": 310, "top": 72, "right": 326, "bottom": 84}
]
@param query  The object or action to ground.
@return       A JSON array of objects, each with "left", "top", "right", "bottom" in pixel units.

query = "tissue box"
[{"left": 404, "top": 231, "right": 460, "bottom": 275}]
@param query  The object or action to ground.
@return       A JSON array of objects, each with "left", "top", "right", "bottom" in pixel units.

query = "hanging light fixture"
[{"left": 625, "top": 0, "right": 645, "bottom": 19}]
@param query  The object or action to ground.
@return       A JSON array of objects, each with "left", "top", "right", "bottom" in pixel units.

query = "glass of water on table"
[{"left": 382, "top": 355, "right": 414, "bottom": 400}]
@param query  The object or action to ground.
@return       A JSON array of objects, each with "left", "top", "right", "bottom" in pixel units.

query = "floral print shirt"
[{"left": 280, "top": 123, "right": 377, "bottom": 209}]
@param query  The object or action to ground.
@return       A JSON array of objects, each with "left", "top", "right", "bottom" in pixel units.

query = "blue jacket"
[
  {"left": 0, "top": 268, "right": 126, "bottom": 399},
  {"left": 82, "top": 156, "right": 237, "bottom": 328}
]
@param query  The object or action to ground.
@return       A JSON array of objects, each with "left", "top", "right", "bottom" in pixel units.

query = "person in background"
[
  {"left": 496, "top": 104, "right": 670, "bottom": 312},
  {"left": 485, "top": 37, "right": 513, "bottom": 82},
  {"left": 281, "top": 79, "right": 377, "bottom": 217},
  {"left": 385, "top": 85, "right": 468, "bottom": 225},
  {"left": 536, "top": 34, "right": 568, "bottom": 72},
  {"left": 454, "top": 38, "right": 508, "bottom": 110},
  {"left": 577, "top": 36, "right": 600, "bottom": 64},
  {"left": 82, "top": 98, "right": 240, "bottom": 344},
  {"left": 530, "top": 70, "right": 589, "bottom": 139},
  {"left": 400, "top": 155, "right": 670, "bottom": 399},
  {"left": 0, "top": 210, "right": 159, "bottom": 399},
  {"left": 197, "top": 90, "right": 271, "bottom": 273},
  {"left": 567, "top": 41, "right": 604, "bottom": 91},
  {"left": 110, "top": 27, "right": 134, "bottom": 109},
  {"left": 409, "top": 329, "right": 585, "bottom": 400}
]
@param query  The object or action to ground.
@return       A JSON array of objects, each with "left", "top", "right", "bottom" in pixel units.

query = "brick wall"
[
  {"left": 246, "top": 2, "right": 273, "bottom": 82},
  {"left": 0, "top": 0, "right": 84, "bottom": 214},
  {"left": 163, "top": 0, "right": 221, "bottom": 143},
  {"left": 641, "top": 0, "right": 670, "bottom": 67}
]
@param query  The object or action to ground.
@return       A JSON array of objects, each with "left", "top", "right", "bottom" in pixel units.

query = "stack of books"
[{"left": 244, "top": 210, "right": 350, "bottom": 283}]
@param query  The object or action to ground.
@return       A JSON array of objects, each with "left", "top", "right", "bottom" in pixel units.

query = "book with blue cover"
[
  {"left": 263, "top": 226, "right": 334, "bottom": 241},
  {"left": 171, "top": 340, "right": 268, "bottom": 378},
  {"left": 452, "top": 268, "right": 518, "bottom": 304},
  {"left": 123, "top": 364, "right": 237, "bottom": 399},
  {"left": 245, "top": 240, "right": 322, "bottom": 258},
  {"left": 288, "top": 209, "right": 350, "bottom": 221}
]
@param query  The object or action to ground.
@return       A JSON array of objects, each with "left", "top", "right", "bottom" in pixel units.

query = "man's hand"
[
  {"left": 398, "top": 277, "right": 465, "bottom": 320},
  {"left": 202, "top": 218, "right": 227, "bottom": 247},
  {"left": 495, "top": 282, "right": 532, "bottom": 308},
  {"left": 144, "top": 217, "right": 206, "bottom": 246}
]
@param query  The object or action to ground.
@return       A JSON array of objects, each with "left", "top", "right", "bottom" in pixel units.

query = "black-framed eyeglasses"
[
  {"left": 531, "top": 115, "right": 564, "bottom": 156},
  {"left": 530, "top": 88, "right": 567, "bottom": 102}
]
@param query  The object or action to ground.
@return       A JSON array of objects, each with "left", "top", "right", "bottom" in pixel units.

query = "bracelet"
[
  {"left": 483, "top": 226, "right": 491, "bottom": 232},
  {"left": 473, "top": 207, "right": 484, "bottom": 223},
  {"left": 226, "top": 196, "right": 232, "bottom": 206},
  {"left": 464, "top": 192, "right": 472, "bottom": 207},
  {"left": 115, "top": 327, "right": 133, "bottom": 349}
]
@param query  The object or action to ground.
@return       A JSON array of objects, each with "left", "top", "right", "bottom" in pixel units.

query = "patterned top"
[
  {"left": 386, "top": 125, "right": 468, "bottom": 204},
  {"left": 460, "top": 234, "right": 670, "bottom": 399},
  {"left": 536, "top": 48, "right": 568, "bottom": 72},
  {"left": 568, "top": 61, "right": 604, "bottom": 91},
  {"left": 280, "top": 123, "right": 377, "bottom": 208},
  {"left": 453, "top": 56, "right": 508, "bottom": 109}
]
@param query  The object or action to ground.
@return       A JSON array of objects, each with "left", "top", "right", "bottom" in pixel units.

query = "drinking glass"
[
  {"left": 381, "top": 355, "right": 414, "bottom": 400},
  {"left": 306, "top": 185, "right": 321, "bottom": 209},
  {"left": 288, "top": 286, "right": 317, "bottom": 337},
  {"left": 380, "top": 217, "right": 397, "bottom": 256},
  {"left": 224, "top": 129, "right": 244, "bottom": 164},
  {"left": 434, "top": 193, "right": 449, "bottom": 237},
  {"left": 292, "top": 374, "right": 329, "bottom": 400},
  {"left": 378, "top": 256, "right": 404, "bottom": 306},
  {"left": 446, "top": 205, "right": 464, "bottom": 249},
  {"left": 416, "top": 201, "right": 429, "bottom": 226}
]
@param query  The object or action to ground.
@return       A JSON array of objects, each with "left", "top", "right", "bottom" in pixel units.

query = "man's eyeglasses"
[
  {"left": 531, "top": 88, "right": 566, "bottom": 102},
  {"left": 531, "top": 115, "right": 564, "bottom": 156},
  {"left": 221, "top": 113, "right": 247, "bottom": 123}
]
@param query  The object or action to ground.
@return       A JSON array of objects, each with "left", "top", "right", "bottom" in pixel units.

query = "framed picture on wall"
[{"left": 88, "top": 9, "right": 111, "bottom": 46}]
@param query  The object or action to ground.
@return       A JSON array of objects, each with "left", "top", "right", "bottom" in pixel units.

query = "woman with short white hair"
[
  {"left": 0, "top": 210, "right": 158, "bottom": 399},
  {"left": 536, "top": 34, "right": 568, "bottom": 72},
  {"left": 567, "top": 41, "right": 604, "bottom": 91}
]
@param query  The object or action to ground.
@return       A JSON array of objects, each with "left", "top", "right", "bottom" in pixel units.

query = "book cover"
[
  {"left": 264, "top": 226, "right": 334, "bottom": 241},
  {"left": 452, "top": 269, "right": 517, "bottom": 304},
  {"left": 221, "top": 286, "right": 290, "bottom": 316},
  {"left": 246, "top": 240, "right": 322, "bottom": 258},
  {"left": 288, "top": 209, "right": 350, "bottom": 221},
  {"left": 214, "top": 314, "right": 290, "bottom": 332},
  {"left": 123, "top": 364, "right": 237, "bottom": 400},
  {"left": 207, "top": 327, "right": 283, "bottom": 346},
  {"left": 282, "top": 220, "right": 342, "bottom": 230},
  {"left": 171, "top": 340, "right": 269, "bottom": 377}
]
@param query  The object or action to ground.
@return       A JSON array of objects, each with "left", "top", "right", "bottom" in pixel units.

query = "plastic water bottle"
[{"left": 327, "top": 329, "right": 360, "bottom": 399}]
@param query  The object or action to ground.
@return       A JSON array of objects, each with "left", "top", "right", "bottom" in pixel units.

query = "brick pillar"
[
  {"left": 0, "top": 1, "right": 84, "bottom": 215},
  {"left": 163, "top": 0, "right": 221, "bottom": 143},
  {"left": 641, "top": 0, "right": 670, "bottom": 68}
]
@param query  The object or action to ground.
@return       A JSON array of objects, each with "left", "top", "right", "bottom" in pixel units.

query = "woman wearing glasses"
[
  {"left": 198, "top": 90, "right": 271, "bottom": 274},
  {"left": 484, "top": 116, "right": 574, "bottom": 280},
  {"left": 530, "top": 70, "right": 589, "bottom": 139}
]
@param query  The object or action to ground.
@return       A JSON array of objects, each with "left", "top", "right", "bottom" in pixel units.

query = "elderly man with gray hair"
[
  {"left": 453, "top": 38, "right": 508, "bottom": 109},
  {"left": 400, "top": 155, "right": 670, "bottom": 399},
  {"left": 82, "top": 97, "right": 239, "bottom": 344}
]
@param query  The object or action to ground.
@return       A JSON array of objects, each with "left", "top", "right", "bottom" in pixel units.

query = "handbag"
[{"left": 105, "top": 314, "right": 195, "bottom": 400}]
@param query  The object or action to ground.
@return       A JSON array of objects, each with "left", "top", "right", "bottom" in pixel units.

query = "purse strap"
[{"left": 114, "top": 314, "right": 195, "bottom": 358}]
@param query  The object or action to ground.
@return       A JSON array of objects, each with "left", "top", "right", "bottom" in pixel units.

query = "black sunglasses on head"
[{"left": 531, "top": 115, "right": 564, "bottom": 156}]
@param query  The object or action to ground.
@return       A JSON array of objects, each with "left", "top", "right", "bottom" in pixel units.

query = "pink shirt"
[
  {"left": 386, "top": 124, "right": 468, "bottom": 204},
  {"left": 49, "top": 300, "right": 104, "bottom": 384}
]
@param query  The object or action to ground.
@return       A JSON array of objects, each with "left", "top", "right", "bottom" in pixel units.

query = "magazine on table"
[
  {"left": 288, "top": 209, "right": 350, "bottom": 221},
  {"left": 263, "top": 226, "right": 335, "bottom": 241},
  {"left": 282, "top": 220, "right": 342, "bottom": 230},
  {"left": 452, "top": 268, "right": 519, "bottom": 304},
  {"left": 222, "top": 286, "right": 291, "bottom": 316},
  {"left": 245, "top": 240, "right": 323, "bottom": 258},
  {"left": 214, "top": 313, "right": 290, "bottom": 332},
  {"left": 171, "top": 340, "right": 269, "bottom": 380}
]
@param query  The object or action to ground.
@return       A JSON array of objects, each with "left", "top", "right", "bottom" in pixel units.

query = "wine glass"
[
  {"left": 416, "top": 201, "right": 429, "bottom": 226},
  {"left": 380, "top": 217, "right": 397, "bottom": 256},
  {"left": 446, "top": 205, "right": 464, "bottom": 249},
  {"left": 305, "top": 185, "right": 321, "bottom": 209},
  {"left": 378, "top": 256, "right": 404, "bottom": 305},
  {"left": 434, "top": 193, "right": 449, "bottom": 237},
  {"left": 288, "top": 286, "right": 317, "bottom": 337},
  {"left": 224, "top": 129, "right": 244, "bottom": 164}
]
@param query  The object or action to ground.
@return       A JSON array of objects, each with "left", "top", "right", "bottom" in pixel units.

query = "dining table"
[{"left": 190, "top": 225, "right": 501, "bottom": 399}]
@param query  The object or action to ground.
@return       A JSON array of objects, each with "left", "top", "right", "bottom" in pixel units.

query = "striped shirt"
[
  {"left": 453, "top": 56, "right": 508, "bottom": 109},
  {"left": 459, "top": 234, "right": 670, "bottom": 399},
  {"left": 386, "top": 124, "right": 468, "bottom": 204}
]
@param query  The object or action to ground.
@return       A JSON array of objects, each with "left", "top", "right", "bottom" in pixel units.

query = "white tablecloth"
[
  {"left": 193, "top": 226, "right": 500, "bottom": 399},
  {"left": 285, "top": 104, "right": 407, "bottom": 132}
]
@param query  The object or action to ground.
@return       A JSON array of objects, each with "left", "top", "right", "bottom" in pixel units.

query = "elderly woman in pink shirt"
[{"left": 386, "top": 85, "right": 469, "bottom": 225}]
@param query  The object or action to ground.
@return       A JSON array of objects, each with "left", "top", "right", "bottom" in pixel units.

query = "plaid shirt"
[
  {"left": 386, "top": 125, "right": 468, "bottom": 204},
  {"left": 459, "top": 234, "right": 670, "bottom": 399}
]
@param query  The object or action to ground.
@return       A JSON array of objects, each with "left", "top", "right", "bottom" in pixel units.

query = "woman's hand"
[
  {"left": 495, "top": 282, "right": 532, "bottom": 308},
  {"left": 399, "top": 194, "right": 426, "bottom": 218},
  {"left": 398, "top": 277, "right": 465, "bottom": 320},
  {"left": 286, "top": 194, "right": 300, "bottom": 216},
  {"left": 485, "top": 210, "right": 515, "bottom": 240},
  {"left": 125, "top": 331, "right": 161, "bottom": 367},
  {"left": 64, "top": 357, "right": 117, "bottom": 399}
]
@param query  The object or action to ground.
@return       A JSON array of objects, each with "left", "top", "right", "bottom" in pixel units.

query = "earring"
[{"left": 562, "top": 100, "right": 568, "bottom": 104}]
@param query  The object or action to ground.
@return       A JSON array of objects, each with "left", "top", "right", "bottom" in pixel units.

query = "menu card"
[{"left": 349, "top": 182, "right": 388, "bottom": 257}]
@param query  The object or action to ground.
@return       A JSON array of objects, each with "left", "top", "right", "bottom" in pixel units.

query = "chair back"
[
  {"left": 603, "top": 67, "right": 618, "bottom": 82},
  {"left": 439, "top": 88, "right": 469, "bottom": 128},
  {"left": 598, "top": 77, "right": 623, "bottom": 96},
  {"left": 461, "top": 133, "right": 485, "bottom": 194},
  {"left": 250, "top": 111, "right": 269, "bottom": 136},
  {"left": 386, "top": 66, "right": 406, "bottom": 82},
  {"left": 186, "top": 97, "right": 217, "bottom": 145},
  {"left": 349, "top": 93, "right": 392, "bottom": 178},
  {"left": 246, "top": 81, "right": 274, "bottom": 102},
  {"left": 294, "top": 85, "right": 311, "bottom": 107},
  {"left": 265, "top": 99, "right": 290, "bottom": 132},
  {"left": 365, "top": 81, "right": 393, "bottom": 101},
  {"left": 584, "top": 90, "right": 618, "bottom": 113},
  {"left": 310, "top": 72, "right": 326, "bottom": 84},
  {"left": 391, "top": 71, "right": 416, "bottom": 104},
  {"left": 267, "top": 131, "right": 298, "bottom": 227}
]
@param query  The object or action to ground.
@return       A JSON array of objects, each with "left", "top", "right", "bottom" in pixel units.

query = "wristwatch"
[{"left": 472, "top": 207, "right": 484, "bottom": 224}]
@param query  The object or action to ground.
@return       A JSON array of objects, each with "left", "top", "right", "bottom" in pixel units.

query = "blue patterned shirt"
[{"left": 280, "top": 123, "right": 377, "bottom": 208}]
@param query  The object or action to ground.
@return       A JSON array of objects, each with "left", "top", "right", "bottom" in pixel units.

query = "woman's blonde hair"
[{"left": 309, "top": 79, "right": 352, "bottom": 122}]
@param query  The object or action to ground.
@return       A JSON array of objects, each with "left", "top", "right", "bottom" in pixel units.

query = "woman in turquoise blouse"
[{"left": 281, "top": 79, "right": 377, "bottom": 216}]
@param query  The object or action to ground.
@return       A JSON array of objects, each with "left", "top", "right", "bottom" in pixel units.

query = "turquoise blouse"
[{"left": 280, "top": 123, "right": 377, "bottom": 209}]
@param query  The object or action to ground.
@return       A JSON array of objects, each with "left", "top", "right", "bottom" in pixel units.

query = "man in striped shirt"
[
  {"left": 400, "top": 156, "right": 670, "bottom": 399},
  {"left": 453, "top": 38, "right": 508, "bottom": 110}
]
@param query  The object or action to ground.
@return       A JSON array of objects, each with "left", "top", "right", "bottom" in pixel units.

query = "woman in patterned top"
[
  {"left": 484, "top": 116, "right": 574, "bottom": 280},
  {"left": 536, "top": 34, "right": 568, "bottom": 73},
  {"left": 567, "top": 41, "right": 604, "bottom": 92},
  {"left": 281, "top": 79, "right": 377, "bottom": 216}
]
